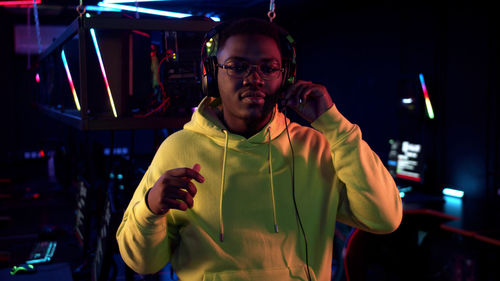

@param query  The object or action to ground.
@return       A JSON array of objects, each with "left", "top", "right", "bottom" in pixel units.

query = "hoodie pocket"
[{"left": 201, "top": 265, "right": 317, "bottom": 281}]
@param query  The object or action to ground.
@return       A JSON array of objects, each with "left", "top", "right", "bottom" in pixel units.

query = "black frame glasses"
[{"left": 217, "top": 61, "right": 284, "bottom": 80}]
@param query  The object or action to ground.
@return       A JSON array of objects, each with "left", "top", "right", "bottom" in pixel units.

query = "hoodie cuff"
[
  {"left": 311, "top": 104, "right": 356, "bottom": 137},
  {"left": 133, "top": 192, "right": 166, "bottom": 231}
]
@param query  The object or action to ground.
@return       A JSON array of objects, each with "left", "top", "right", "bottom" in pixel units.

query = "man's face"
[{"left": 217, "top": 34, "right": 283, "bottom": 129}]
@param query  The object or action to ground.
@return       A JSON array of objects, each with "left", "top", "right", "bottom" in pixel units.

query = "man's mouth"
[{"left": 240, "top": 90, "right": 266, "bottom": 104}]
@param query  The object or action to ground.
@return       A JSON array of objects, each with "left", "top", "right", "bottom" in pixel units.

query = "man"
[{"left": 116, "top": 18, "right": 402, "bottom": 281}]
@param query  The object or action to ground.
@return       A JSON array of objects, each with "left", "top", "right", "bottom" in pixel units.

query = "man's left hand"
[{"left": 282, "top": 80, "right": 334, "bottom": 123}]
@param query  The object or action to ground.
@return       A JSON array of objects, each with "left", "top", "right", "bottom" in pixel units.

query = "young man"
[{"left": 116, "top": 18, "right": 402, "bottom": 280}]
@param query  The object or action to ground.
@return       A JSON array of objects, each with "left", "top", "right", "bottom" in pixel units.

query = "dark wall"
[
  {"left": 441, "top": 7, "right": 494, "bottom": 200},
  {"left": 276, "top": 1, "right": 498, "bottom": 200},
  {"left": 277, "top": 3, "right": 438, "bottom": 190},
  {"left": 1, "top": 10, "right": 15, "bottom": 159},
  {"left": 2, "top": 2, "right": 498, "bottom": 202}
]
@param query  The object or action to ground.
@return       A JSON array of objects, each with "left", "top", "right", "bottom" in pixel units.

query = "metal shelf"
[
  {"left": 37, "top": 15, "right": 216, "bottom": 131},
  {"left": 38, "top": 104, "right": 190, "bottom": 131}
]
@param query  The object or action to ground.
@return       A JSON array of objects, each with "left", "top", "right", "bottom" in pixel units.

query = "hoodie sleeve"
[
  {"left": 116, "top": 142, "right": 179, "bottom": 274},
  {"left": 311, "top": 104, "right": 403, "bottom": 233}
]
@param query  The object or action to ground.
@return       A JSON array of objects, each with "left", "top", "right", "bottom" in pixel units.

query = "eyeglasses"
[{"left": 217, "top": 60, "right": 283, "bottom": 80}]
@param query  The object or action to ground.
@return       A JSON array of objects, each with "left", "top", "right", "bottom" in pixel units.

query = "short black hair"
[{"left": 217, "top": 18, "right": 283, "bottom": 54}]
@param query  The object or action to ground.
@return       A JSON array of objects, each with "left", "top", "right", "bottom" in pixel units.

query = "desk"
[
  {"left": 343, "top": 192, "right": 500, "bottom": 281},
  {"left": 402, "top": 191, "right": 500, "bottom": 246}
]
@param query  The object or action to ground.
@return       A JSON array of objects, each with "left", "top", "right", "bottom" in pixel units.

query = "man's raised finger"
[
  {"left": 163, "top": 188, "right": 194, "bottom": 208},
  {"left": 167, "top": 167, "right": 205, "bottom": 183}
]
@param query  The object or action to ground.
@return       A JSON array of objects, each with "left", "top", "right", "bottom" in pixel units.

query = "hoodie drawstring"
[
  {"left": 218, "top": 128, "right": 279, "bottom": 243},
  {"left": 219, "top": 130, "right": 229, "bottom": 242},
  {"left": 267, "top": 127, "right": 279, "bottom": 233}
]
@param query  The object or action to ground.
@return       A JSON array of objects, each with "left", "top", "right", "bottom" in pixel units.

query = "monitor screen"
[{"left": 388, "top": 139, "right": 424, "bottom": 184}]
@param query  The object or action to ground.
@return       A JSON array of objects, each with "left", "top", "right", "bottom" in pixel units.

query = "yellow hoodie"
[{"left": 116, "top": 96, "right": 402, "bottom": 281}]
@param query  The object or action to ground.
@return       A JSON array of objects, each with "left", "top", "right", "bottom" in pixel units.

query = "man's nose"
[{"left": 243, "top": 66, "right": 264, "bottom": 86}]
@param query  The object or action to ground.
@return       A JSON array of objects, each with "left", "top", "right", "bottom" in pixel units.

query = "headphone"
[{"left": 200, "top": 20, "right": 297, "bottom": 97}]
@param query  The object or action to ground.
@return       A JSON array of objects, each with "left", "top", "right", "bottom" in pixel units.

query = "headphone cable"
[{"left": 283, "top": 107, "right": 312, "bottom": 281}]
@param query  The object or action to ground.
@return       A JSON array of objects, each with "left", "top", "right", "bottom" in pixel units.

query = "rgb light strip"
[
  {"left": 61, "top": 50, "right": 81, "bottom": 111},
  {"left": 419, "top": 73, "right": 435, "bottom": 119},
  {"left": 90, "top": 28, "right": 118, "bottom": 118}
]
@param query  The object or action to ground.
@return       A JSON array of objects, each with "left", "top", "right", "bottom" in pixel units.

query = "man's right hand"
[{"left": 147, "top": 164, "right": 204, "bottom": 215}]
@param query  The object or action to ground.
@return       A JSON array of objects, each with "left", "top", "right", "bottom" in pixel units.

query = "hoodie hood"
[{"left": 184, "top": 96, "right": 288, "bottom": 147}]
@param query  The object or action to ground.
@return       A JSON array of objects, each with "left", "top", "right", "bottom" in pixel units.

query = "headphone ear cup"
[
  {"left": 205, "top": 56, "right": 219, "bottom": 97},
  {"left": 200, "top": 22, "right": 227, "bottom": 97},
  {"left": 201, "top": 56, "right": 219, "bottom": 97},
  {"left": 201, "top": 60, "right": 209, "bottom": 96},
  {"left": 281, "top": 60, "right": 296, "bottom": 90},
  {"left": 279, "top": 30, "right": 297, "bottom": 91}
]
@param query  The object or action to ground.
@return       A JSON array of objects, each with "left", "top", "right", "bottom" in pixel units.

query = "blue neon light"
[
  {"left": 387, "top": 160, "right": 397, "bottom": 166},
  {"left": 208, "top": 15, "right": 221, "bottom": 22},
  {"left": 98, "top": 2, "right": 191, "bottom": 18},
  {"left": 85, "top": 5, "right": 121, "bottom": 12},
  {"left": 92, "top": 2, "right": 220, "bottom": 21},
  {"left": 442, "top": 188, "right": 464, "bottom": 198}
]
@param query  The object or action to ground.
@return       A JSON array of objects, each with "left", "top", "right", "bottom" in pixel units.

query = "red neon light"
[
  {"left": 0, "top": 1, "right": 41, "bottom": 6},
  {"left": 132, "top": 30, "right": 151, "bottom": 38},
  {"left": 396, "top": 173, "right": 421, "bottom": 182},
  {"left": 39, "top": 150, "right": 45, "bottom": 157},
  {"left": 420, "top": 80, "right": 429, "bottom": 99},
  {"left": 344, "top": 228, "right": 360, "bottom": 281}
]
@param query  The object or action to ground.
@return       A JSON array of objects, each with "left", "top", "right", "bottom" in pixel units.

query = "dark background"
[
  {"left": 2, "top": 0, "right": 498, "bottom": 200},
  {"left": 0, "top": 0, "right": 498, "bottom": 280}
]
